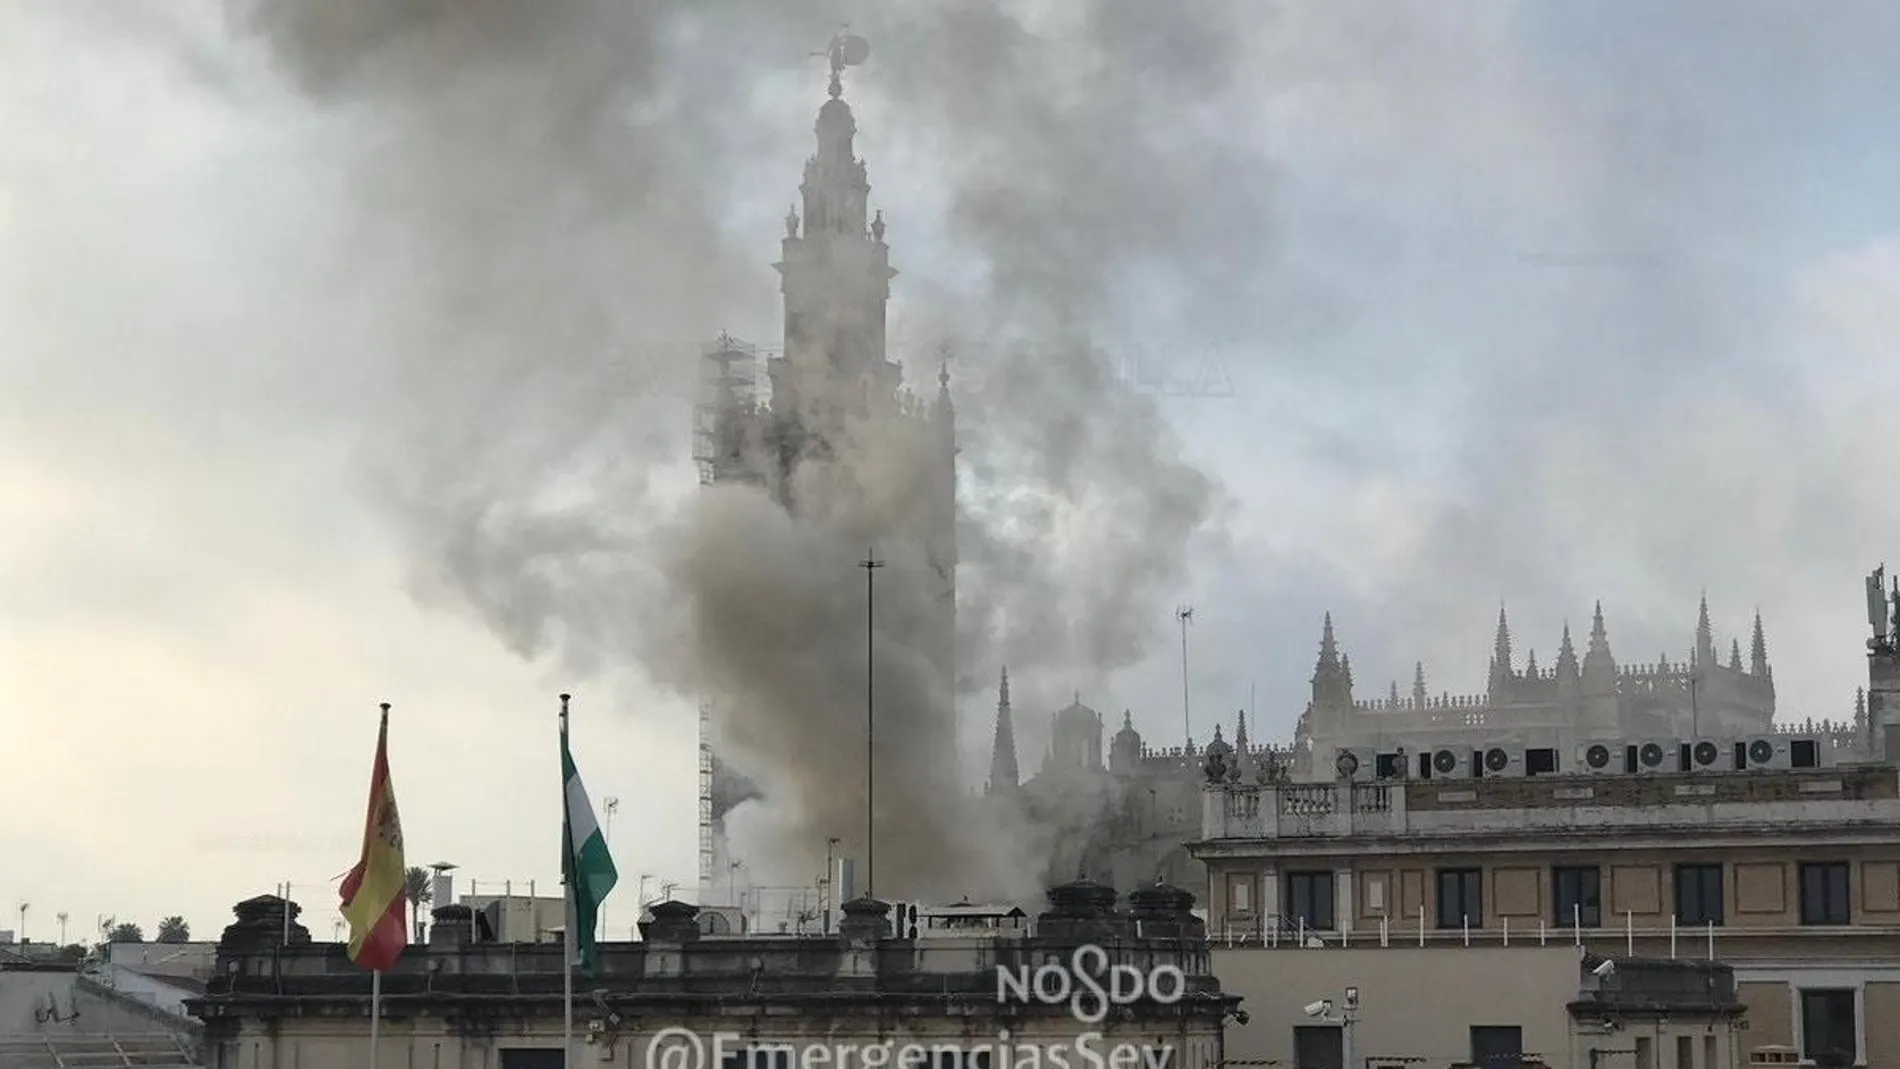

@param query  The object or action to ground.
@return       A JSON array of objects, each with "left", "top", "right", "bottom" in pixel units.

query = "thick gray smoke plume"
[{"left": 230, "top": 0, "right": 1236, "bottom": 897}]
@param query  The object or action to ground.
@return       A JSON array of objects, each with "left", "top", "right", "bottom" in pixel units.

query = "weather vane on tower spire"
[{"left": 815, "top": 27, "right": 871, "bottom": 98}]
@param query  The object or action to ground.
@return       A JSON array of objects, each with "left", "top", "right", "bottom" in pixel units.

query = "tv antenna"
[
  {"left": 1176, "top": 606, "right": 1194, "bottom": 748},
  {"left": 813, "top": 28, "right": 871, "bottom": 98},
  {"left": 1872, "top": 564, "right": 1898, "bottom": 651}
]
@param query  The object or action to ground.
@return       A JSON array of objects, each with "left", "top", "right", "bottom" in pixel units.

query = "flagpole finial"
[
  {"left": 379, "top": 702, "right": 390, "bottom": 715},
  {"left": 560, "top": 693, "right": 571, "bottom": 711}
]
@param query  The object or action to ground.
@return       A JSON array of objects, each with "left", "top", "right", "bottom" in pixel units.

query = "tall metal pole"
[
  {"left": 823, "top": 836, "right": 840, "bottom": 933},
  {"left": 860, "top": 550, "right": 885, "bottom": 897},
  {"left": 600, "top": 798, "right": 618, "bottom": 943},
  {"left": 560, "top": 696, "right": 574, "bottom": 1069},
  {"left": 1177, "top": 606, "right": 1194, "bottom": 748}
]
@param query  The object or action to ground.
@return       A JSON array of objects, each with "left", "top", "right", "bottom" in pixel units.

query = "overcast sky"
[{"left": 4, "top": 0, "right": 1899, "bottom": 942}]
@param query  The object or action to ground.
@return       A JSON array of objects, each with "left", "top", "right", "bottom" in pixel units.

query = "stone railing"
[{"left": 1207, "top": 782, "right": 1405, "bottom": 839}]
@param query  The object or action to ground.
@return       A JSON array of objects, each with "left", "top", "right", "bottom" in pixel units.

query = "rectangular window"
[
  {"left": 1800, "top": 989, "right": 1856, "bottom": 1065},
  {"left": 1675, "top": 1035, "right": 1693, "bottom": 1069},
  {"left": 1799, "top": 862, "right": 1852, "bottom": 926},
  {"left": 1291, "top": 1026, "right": 1343, "bottom": 1069},
  {"left": 1553, "top": 865, "right": 1602, "bottom": 928},
  {"left": 1469, "top": 1025, "right": 1523, "bottom": 1067},
  {"left": 1437, "top": 868, "right": 1482, "bottom": 929},
  {"left": 1285, "top": 871, "right": 1335, "bottom": 931},
  {"left": 1674, "top": 864, "right": 1724, "bottom": 927},
  {"left": 1228, "top": 874, "right": 1253, "bottom": 914}
]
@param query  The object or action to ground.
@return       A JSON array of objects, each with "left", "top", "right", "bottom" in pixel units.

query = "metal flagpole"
[
  {"left": 859, "top": 550, "right": 884, "bottom": 897},
  {"left": 563, "top": 898, "right": 575, "bottom": 1068},
  {"left": 369, "top": 970, "right": 381, "bottom": 1069},
  {"left": 561, "top": 699, "right": 576, "bottom": 1069}
]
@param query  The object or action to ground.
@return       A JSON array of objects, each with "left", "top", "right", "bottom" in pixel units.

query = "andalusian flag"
[
  {"left": 560, "top": 698, "right": 618, "bottom": 971},
  {"left": 339, "top": 703, "right": 407, "bottom": 971}
]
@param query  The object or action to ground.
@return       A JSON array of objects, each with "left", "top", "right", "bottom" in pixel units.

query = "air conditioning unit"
[
  {"left": 1333, "top": 748, "right": 1374, "bottom": 781},
  {"left": 1474, "top": 745, "right": 1524, "bottom": 778},
  {"left": 1682, "top": 738, "right": 1726, "bottom": 772},
  {"left": 1418, "top": 747, "right": 1471, "bottom": 780},
  {"left": 1576, "top": 741, "right": 1620, "bottom": 775},
  {"left": 1738, "top": 735, "right": 1827, "bottom": 770},
  {"left": 1627, "top": 740, "right": 1674, "bottom": 774},
  {"left": 1738, "top": 736, "right": 1789, "bottom": 770}
]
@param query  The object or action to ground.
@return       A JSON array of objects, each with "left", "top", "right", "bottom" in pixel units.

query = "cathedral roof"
[{"left": 1056, "top": 695, "right": 1101, "bottom": 728}]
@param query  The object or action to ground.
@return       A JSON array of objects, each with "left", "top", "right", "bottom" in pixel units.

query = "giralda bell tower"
[{"left": 695, "top": 33, "right": 958, "bottom": 903}]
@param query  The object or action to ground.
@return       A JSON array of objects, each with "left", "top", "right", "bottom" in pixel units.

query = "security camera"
[
  {"left": 1232, "top": 1010, "right": 1250, "bottom": 1026},
  {"left": 1303, "top": 1000, "right": 1332, "bottom": 1017},
  {"left": 1592, "top": 959, "right": 1616, "bottom": 978}
]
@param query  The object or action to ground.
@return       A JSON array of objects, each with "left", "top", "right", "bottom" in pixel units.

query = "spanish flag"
[{"left": 339, "top": 703, "right": 407, "bottom": 972}]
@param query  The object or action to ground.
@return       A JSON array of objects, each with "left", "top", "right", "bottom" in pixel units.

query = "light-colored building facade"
[
  {"left": 1293, "top": 601, "right": 1872, "bottom": 780},
  {"left": 1214, "top": 946, "right": 1745, "bottom": 1069},
  {"left": 975, "top": 595, "right": 1869, "bottom": 906},
  {"left": 106, "top": 941, "right": 217, "bottom": 981},
  {"left": 1190, "top": 758, "right": 1900, "bottom": 1067},
  {"left": 459, "top": 893, "right": 565, "bottom": 944},
  {"left": 188, "top": 884, "right": 1237, "bottom": 1069}
]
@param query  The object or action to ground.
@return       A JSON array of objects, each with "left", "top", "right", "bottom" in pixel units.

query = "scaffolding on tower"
[
  {"left": 693, "top": 333, "right": 762, "bottom": 486},
  {"left": 693, "top": 333, "right": 761, "bottom": 901}
]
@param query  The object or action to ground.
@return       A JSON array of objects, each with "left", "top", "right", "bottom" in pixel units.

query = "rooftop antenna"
[
  {"left": 1176, "top": 606, "right": 1194, "bottom": 748},
  {"left": 813, "top": 27, "right": 871, "bottom": 98},
  {"left": 1869, "top": 565, "right": 1891, "bottom": 649}
]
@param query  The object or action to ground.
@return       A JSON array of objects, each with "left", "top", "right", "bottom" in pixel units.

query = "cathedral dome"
[
  {"left": 1113, "top": 711, "right": 1141, "bottom": 746},
  {"left": 1056, "top": 696, "right": 1101, "bottom": 730},
  {"left": 1202, "top": 724, "right": 1233, "bottom": 757}
]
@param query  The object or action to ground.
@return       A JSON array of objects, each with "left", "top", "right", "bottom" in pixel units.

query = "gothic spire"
[
  {"left": 1750, "top": 610, "right": 1770, "bottom": 677},
  {"left": 1488, "top": 603, "right": 1515, "bottom": 697},
  {"left": 1412, "top": 661, "right": 1428, "bottom": 706},
  {"left": 1581, "top": 600, "right": 1617, "bottom": 689},
  {"left": 1317, "top": 612, "right": 1340, "bottom": 669},
  {"left": 1695, "top": 591, "right": 1715, "bottom": 667},
  {"left": 932, "top": 349, "right": 956, "bottom": 433},
  {"left": 1311, "top": 613, "right": 1352, "bottom": 707},
  {"left": 1555, "top": 621, "right": 1581, "bottom": 690},
  {"left": 986, "top": 666, "right": 1018, "bottom": 795},
  {"left": 1234, "top": 709, "right": 1249, "bottom": 752},
  {"left": 1730, "top": 637, "right": 1743, "bottom": 671}
]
